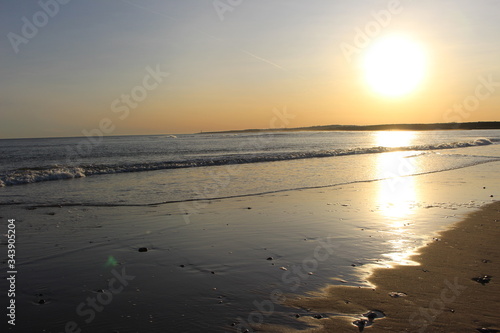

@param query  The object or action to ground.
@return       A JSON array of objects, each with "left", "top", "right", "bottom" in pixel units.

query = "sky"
[{"left": 1, "top": 0, "right": 499, "bottom": 139}]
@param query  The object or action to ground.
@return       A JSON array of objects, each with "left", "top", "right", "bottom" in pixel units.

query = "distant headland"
[{"left": 201, "top": 121, "right": 500, "bottom": 134}]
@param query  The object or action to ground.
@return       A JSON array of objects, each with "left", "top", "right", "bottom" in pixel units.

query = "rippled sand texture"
[{"left": 281, "top": 201, "right": 500, "bottom": 332}]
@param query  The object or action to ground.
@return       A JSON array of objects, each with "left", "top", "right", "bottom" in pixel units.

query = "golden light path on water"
[{"left": 374, "top": 131, "right": 421, "bottom": 266}]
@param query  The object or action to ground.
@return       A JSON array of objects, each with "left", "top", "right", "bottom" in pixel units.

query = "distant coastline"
[{"left": 201, "top": 121, "right": 500, "bottom": 134}]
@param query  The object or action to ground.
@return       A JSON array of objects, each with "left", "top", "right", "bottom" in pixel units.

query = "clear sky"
[{"left": 1, "top": 0, "right": 499, "bottom": 138}]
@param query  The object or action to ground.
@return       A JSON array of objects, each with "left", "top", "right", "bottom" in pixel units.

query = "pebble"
[
  {"left": 363, "top": 310, "right": 385, "bottom": 321},
  {"left": 353, "top": 319, "right": 367, "bottom": 330},
  {"left": 138, "top": 247, "right": 148, "bottom": 252},
  {"left": 266, "top": 257, "right": 273, "bottom": 261},
  {"left": 472, "top": 275, "right": 492, "bottom": 285},
  {"left": 279, "top": 267, "right": 288, "bottom": 271},
  {"left": 389, "top": 291, "right": 407, "bottom": 298}
]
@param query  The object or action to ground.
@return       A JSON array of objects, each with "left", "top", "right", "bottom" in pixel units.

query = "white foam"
[{"left": 0, "top": 138, "right": 496, "bottom": 187}]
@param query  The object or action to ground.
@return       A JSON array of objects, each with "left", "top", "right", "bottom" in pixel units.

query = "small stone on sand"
[
  {"left": 363, "top": 310, "right": 385, "bottom": 321},
  {"left": 389, "top": 291, "right": 407, "bottom": 298},
  {"left": 353, "top": 319, "right": 367, "bottom": 331},
  {"left": 472, "top": 275, "right": 492, "bottom": 285}
]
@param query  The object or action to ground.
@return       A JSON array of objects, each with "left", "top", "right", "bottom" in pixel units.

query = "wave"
[{"left": 0, "top": 138, "right": 494, "bottom": 187}]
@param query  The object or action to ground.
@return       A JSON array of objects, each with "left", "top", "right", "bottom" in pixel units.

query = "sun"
[{"left": 363, "top": 35, "right": 427, "bottom": 97}]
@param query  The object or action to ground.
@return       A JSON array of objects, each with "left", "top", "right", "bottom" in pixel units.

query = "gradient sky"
[{"left": 1, "top": 0, "right": 499, "bottom": 138}]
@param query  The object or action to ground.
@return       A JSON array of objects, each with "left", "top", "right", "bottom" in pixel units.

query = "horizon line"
[{"left": 1, "top": 120, "right": 500, "bottom": 140}]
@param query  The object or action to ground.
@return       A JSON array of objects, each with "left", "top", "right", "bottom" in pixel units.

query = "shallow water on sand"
[{"left": 2, "top": 158, "right": 499, "bottom": 332}]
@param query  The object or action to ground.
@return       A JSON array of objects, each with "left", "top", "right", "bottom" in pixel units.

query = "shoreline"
[
  {"left": 276, "top": 201, "right": 500, "bottom": 332},
  {"left": 2, "top": 158, "right": 498, "bottom": 332}
]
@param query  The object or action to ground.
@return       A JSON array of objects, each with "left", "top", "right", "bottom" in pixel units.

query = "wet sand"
[
  {"left": 1, "top": 161, "right": 498, "bottom": 332},
  {"left": 279, "top": 201, "right": 500, "bottom": 332}
]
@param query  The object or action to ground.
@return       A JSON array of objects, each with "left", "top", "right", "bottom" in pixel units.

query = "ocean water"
[
  {"left": 1, "top": 130, "right": 499, "bottom": 206},
  {"left": 1, "top": 130, "right": 500, "bottom": 332}
]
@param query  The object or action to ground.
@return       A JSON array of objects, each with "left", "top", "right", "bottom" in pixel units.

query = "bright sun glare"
[{"left": 363, "top": 35, "right": 427, "bottom": 97}]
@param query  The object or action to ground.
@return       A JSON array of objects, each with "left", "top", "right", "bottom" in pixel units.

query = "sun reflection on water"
[
  {"left": 375, "top": 131, "right": 419, "bottom": 220},
  {"left": 374, "top": 130, "right": 415, "bottom": 148},
  {"left": 374, "top": 131, "right": 421, "bottom": 266},
  {"left": 378, "top": 157, "right": 416, "bottom": 220}
]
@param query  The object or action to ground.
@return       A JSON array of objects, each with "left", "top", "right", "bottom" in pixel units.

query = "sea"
[
  {"left": 1, "top": 129, "right": 500, "bottom": 332},
  {"left": 1, "top": 130, "right": 500, "bottom": 206}
]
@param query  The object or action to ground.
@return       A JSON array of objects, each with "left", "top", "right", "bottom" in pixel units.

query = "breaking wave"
[{"left": 0, "top": 138, "right": 494, "bottom": 187}]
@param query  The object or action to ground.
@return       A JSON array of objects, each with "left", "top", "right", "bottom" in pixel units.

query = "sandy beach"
[
  {"left": 1, "top": 156, "right": 498, "bottom": 332},
  {"left": 277, "top": 200, "right": 500, "bottom": 333}
]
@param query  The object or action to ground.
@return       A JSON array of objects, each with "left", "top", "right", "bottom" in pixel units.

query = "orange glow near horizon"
[{"left": 1, "top": 2, "right": 500, "bottom": 139}]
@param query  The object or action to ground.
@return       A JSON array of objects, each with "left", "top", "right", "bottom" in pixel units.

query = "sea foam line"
[
  {"left": 6, "top": 156, "right": 498, "bottom": 209},
  {"left": 0, "top": 138, "right": 495, "bottom": 188}
]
